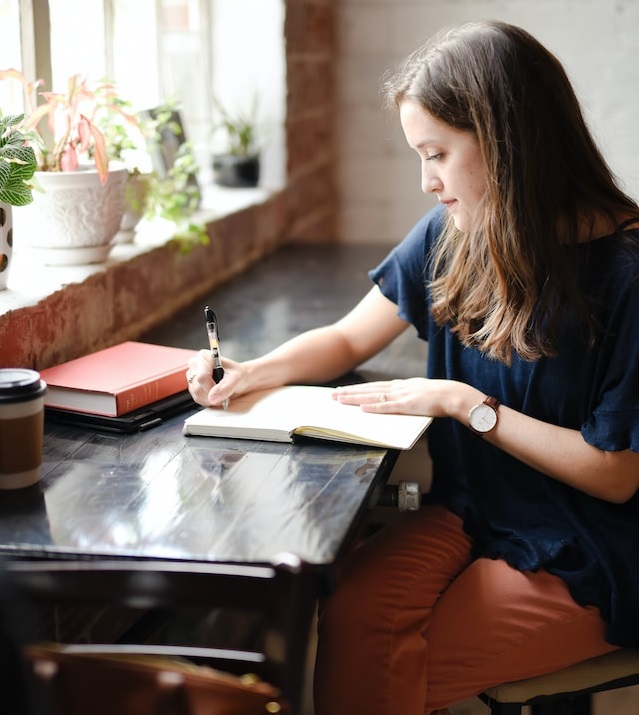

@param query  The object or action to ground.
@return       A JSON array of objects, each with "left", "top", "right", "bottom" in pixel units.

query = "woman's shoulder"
[
  {"left": 580, "top": 227, "right": 639, "bottom": 316},
  {"left": 393, "top": 203, "right": 446, "bottom": 260},
  {"left": 581, "top": 219, "right": 639, "bottom": 267},
  {"left": 370, "top": 205, "right": 446, "bottom": 291},
  {"left": 409, "top": 202, "right": 447, "bottom": 241}
]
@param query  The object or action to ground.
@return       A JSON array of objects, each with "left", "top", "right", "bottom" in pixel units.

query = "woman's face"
[{"left": 399, "top": 99, "right": 487, "bottom": 231}]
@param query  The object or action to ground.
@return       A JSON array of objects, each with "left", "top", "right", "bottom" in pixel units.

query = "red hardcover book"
[{"left": 40, "top": 342, "right": 197, "bottom": 417}]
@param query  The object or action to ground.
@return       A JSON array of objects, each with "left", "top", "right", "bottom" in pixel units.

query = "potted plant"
[
  {"left": 94, "top": 89, "right": 154, "bottom": 243},
  {"left": 0, "top": 111, "right": 37, "bottom": 289},
  {"left": 0, "top": 69, "right": 129, "bottom": 265},
  {"left": 96, "top": 99, "right": 207, "bottom": 249},
  {"left": 140, "top": 104, "right": 208, "bottom": 248},
  {"left": 211, "top": 96, "right": 261, "bottom": 188}
]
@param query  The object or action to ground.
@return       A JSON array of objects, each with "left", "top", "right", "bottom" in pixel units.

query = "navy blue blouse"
[{"left": 369, "top": 204, "right": 639, "bottom": 647}]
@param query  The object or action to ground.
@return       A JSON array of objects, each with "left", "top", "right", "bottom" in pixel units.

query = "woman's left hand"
[
  {"left": 335, "top": 379, "right": 639, "bottom": 504},
  {"left": 332, "top": 378, "right": 466, "bottom": 419}
]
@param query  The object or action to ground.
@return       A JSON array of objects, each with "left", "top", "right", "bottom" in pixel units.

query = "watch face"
[{"left": 469, "top": 403, "right": 498, "bottom": 433}]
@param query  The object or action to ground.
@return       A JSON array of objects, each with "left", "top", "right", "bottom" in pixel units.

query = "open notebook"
[{"left": 183, "top": 385, "right": 432, "bottom": 450}]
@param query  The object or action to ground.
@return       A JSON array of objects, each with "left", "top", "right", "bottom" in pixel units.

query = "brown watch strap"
[{"left": 484, "top": 396, "right": 500, "bottom": 411}]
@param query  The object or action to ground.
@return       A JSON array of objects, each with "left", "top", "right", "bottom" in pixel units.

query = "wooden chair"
[
  {"left": 480, "top": 648, "right": 639, "bottom": 714},
  {"left": 0, "top": 555, "right": 318, "bottom": 715}
]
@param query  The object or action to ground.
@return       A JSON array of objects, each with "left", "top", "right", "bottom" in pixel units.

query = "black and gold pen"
[{"left": 204, "top": 306, "right": 229, "bottom": 410}]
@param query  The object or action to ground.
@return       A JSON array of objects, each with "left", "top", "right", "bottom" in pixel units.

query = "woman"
[{"left": 187, "top": 20, "right": 639, "bottom": 715}]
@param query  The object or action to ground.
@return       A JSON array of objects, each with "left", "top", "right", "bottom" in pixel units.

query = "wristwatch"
[{"left": 468, "top": 395, "right": 500, "bottom": 435}]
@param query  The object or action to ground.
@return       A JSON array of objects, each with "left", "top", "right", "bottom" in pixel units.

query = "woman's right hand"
[
  {"left": 187, "top": 350, "right": 246, "bottom": 408},
  {"left": 186, "top": 285, "right": 410, "bottom": 408}
]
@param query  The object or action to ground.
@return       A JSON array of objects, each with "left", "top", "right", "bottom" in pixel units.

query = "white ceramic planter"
[
  {"left": 0, "top": 203, "right": 12, "bottom": 290},
  {"left": 13, "top": 164, "right": 128, "bottom": 265},
  {"left": 114, "top": 172, "right": 152, "bottom": 244}
]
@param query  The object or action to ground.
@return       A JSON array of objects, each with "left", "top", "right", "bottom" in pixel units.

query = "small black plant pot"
[{"left": 212, "top": 154, "right": 260, "bottom": 188}]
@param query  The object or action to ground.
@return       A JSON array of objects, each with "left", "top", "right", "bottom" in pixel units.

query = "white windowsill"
[{"left": 1, "top": 183, "right": 274, "bottom": 313}]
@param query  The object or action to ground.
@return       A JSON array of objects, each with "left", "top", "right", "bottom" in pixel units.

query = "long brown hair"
[{"left": 383, "top": 21, "right": 639, "bottom": 363}]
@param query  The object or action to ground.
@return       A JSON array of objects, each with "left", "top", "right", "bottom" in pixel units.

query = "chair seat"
[{"left": 483, "top": 648, "right": 639, "bottom": 704}]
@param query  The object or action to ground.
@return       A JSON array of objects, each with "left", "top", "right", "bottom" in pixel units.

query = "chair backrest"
[
  {"left": 1, "top": 555, "right": 318, "bottom": 714},
  {"left": 0, "top": 566, "right": 43, "bottom": 715}
]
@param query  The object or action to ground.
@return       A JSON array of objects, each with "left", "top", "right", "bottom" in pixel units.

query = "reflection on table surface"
[
  {"left": 0, "top": 244, "right": 427, "bottom": 567},
  {"left": 0, "top": 408, "right": 397, "bottom": 566}
]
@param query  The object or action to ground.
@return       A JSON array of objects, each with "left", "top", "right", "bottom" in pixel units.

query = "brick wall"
[{"left": 285, "top": 0, "right": 337, "bottom": 242}]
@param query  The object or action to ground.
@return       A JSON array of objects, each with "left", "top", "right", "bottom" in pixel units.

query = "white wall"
[
  {"left": 210, "top": 0, "right": 286, "bottom": 190},
  {"left": 337, "top": 0, "right": 639, "bottom": 243}
]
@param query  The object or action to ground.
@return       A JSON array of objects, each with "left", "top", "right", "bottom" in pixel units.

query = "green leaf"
[
  {"left": 0, "top": 113, "right": 24, "bottom": 134},
  {"left": 0, "top": 183, "right": 33, "bottom": 206},
  {"left": 0, "top": 116, "right": 37, "bottom": 205},
  {"left": 8, "top": 160, "right": 36, "bottom": 182},
  {"left": 0, "top": 161, "right": 9, "bottom": 187},
  {"left": 0, "top": 144, "right": 37, "bottom": 165}
]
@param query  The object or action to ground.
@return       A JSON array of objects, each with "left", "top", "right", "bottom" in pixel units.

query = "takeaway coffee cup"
[{"left": 0, "top": 368, "right": 47, "bottom": 489}]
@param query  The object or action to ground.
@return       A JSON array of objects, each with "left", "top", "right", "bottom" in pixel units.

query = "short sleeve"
[
  {"left": 581, "top": 242, "right": 639, "bottom": 452},
  {"left": 368, "top": 205, "right": 445, "bottom": 341}
]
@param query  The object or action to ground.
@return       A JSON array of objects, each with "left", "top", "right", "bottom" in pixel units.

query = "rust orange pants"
[{"left": 314, "top": 504, "right": 617, "bottom": 715}]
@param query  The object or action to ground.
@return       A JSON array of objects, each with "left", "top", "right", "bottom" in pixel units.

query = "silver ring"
[{"left": 379, "top": 393, "right": 387, "bottom": 403}]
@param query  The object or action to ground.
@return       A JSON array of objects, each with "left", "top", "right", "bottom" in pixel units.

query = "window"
[
  {"left": 1, "top": 0, "right": 285, "bottom": 189},
  {"left": 42, "top": 0, "right": 211, "bottom": 149},
  {"left": 0, "top": 0, "right": 22, "bottom": 109}
]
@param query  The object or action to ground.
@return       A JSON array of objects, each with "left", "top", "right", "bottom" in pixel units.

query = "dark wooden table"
[{"left": 0, "top": 244, "right": 428, "bottom": 712}]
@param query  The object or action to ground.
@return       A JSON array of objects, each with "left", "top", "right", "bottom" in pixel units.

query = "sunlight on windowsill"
[{"left": 0, "top": 183, "right": 274, "bottom": 314}]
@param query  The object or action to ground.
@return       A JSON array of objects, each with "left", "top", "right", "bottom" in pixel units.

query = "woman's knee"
[{"left": 318, "top": 505, "right": 472, "bottom": 638}]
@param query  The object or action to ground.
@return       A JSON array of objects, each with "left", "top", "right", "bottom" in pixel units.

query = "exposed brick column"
[{"left": 284, "top": 0, "right": 337, "bottom": 242}]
